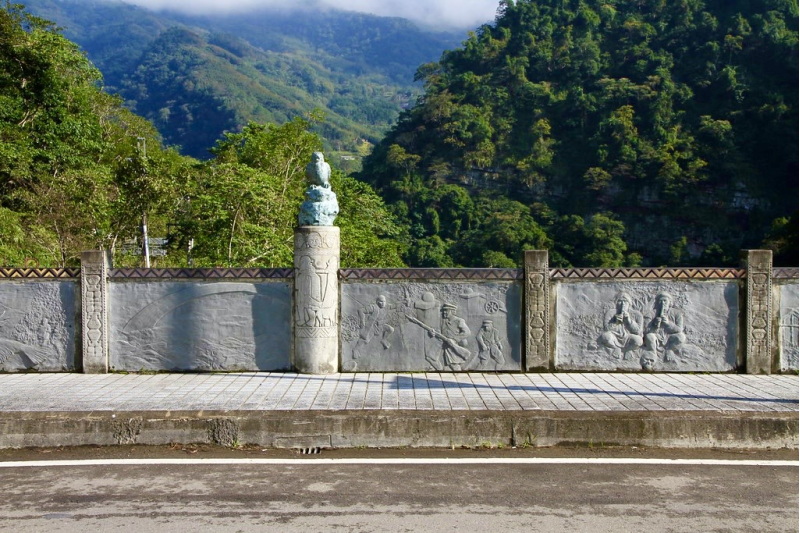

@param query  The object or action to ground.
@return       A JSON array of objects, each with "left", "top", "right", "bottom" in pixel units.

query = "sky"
[{"left": 124, "top": 0, "right": 500, "bottom": 29}]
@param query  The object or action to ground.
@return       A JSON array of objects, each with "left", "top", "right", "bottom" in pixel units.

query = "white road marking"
[{"left": 0, "top": 458, "right": 796, "bottom": 468}]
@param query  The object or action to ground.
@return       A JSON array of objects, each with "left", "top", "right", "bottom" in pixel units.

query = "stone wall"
[
  {"left": 339, "top": 269, "right": 522, "bottom": 372},
  {"left": 555, "top": 280, "right": 739, "bottom": 372},
  {"left": 776, "top": 272, "right": 799, "bottom": 373},
  {"left": 0, "top": 269, "right": 79, "bottom": 372},
  {"left": 0, "top": 253, "right": 796, "bottom": 374},
  {"left": 108, "top": 269, "right": 293, "bottom": 372}
]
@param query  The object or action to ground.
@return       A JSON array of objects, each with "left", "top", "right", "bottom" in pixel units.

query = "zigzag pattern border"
[
  {"left": 2, "top": 266, "right": 793, "bottom": 281},
  {"left": 0, "top": 268, "right": 81, "bottom": 279},
  {"left": 549, "top": 268, "right": 746, "bottom": 279},
  {"left": 339, "top": 268, "right": 524, "bottom": 280},
  {"left": 110, "top": 268, "right": 294, "bottom": 279},
  {"left": 773, "top": 268, "right": 799, "bottom": 279}
]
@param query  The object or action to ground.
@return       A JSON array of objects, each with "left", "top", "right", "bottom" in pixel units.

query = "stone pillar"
[
  {"left": 81, "top": 250, "right": 111, "bottom": 373},
  {"left": 744, "top": 250, "right": 773, "bottom": 374},
  {"left": 525, "top": 250, "right": 550, "bottom": 371},
  {"left": 294, "top": 226, "right": 340, "bottom": 374}
]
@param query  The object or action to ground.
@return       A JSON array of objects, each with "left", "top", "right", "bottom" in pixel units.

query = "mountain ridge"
[{"left": 22, "top": 0, "right": 465, "bottom": 159}]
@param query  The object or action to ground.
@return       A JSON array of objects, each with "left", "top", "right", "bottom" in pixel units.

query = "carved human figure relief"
[
  {"left": 413, "top": 291, "right": 440, "bottom": 369},
  {"left": 476, "top": 319, "right": 505, "bottom": 370},
  {"left": 641, "top": 291, "right": 687, "bottom": 368},
  {"left": 0, "top": 282, "right": 75, "bottom": 371},
  {"left": 557, "top": 282, "right": 737, "bottom": 372},
  {"left": 594, "top": 291, "right": 643, "bottom": 361},
  {"left": 352, "top": 294, "right": 395, "bottom": 359},
  {"left": 293, "top": 227, "right": 339, "bottom": 342},
  {"left": 295, "top": 256, "right": 321, "bottom": 327},
  {"left": 436, "top": 302, "right": 472, "bottom": 371},
  {"left": 340, "top": 282, "right": 522, "bottom": 372}
]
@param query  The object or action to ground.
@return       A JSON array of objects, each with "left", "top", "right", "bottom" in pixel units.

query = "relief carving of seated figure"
[
  {"left": 643, "top": 292, "right": 686, "bottom": 363},
  {"left": 597, "top": 291, "right": 643, "bottom": 360}
]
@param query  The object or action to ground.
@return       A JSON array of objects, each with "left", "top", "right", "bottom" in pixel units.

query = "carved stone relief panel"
[
  {"left": 0, "top": 281, "right": 77, "bottom": 371},
  {"left": 109, "top": 281, "right": 291, "bottom": 371},
  {"left": 746, "top": 250, "right": 773, "bottom": 373},
  {"left": 340, "top": 282, "right": 522, "bottom": 372},
  {"left": 294, "top": 228, "right": 339, "bottom": 339},
  {"left": 778, "top": 283, "right": 799, "bottom": 372},
  {"left": 556, "top": 281, "right": 738, "bottom": 372},
  {"left": 293, "top": 226, "right": 339, "bottom": 374},
  {"left": 524, "top": 250, "right": 550, "bottom": 370}
]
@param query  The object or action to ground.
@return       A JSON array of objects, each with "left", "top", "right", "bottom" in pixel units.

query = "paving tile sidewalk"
[{"left": 0, "top": 373, "right": 796, "bottom": 413}]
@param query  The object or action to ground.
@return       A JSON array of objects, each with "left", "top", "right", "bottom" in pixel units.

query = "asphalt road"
[{"left": 0, "top": 446, "right": 797, "bottom": 532}]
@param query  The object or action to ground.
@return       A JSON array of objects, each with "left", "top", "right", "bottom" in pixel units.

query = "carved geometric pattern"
[
  {"left": 747, "top": 251, "right": 773, "bottom": 374},
  {"left": 295, "top": 326, "right": 338, "bottom": 338},
  {"left": 81, "top": 253, "right": 110, "bottom": 373},
  {"left": 0, "top": 268, "right": 80, "bottom": 279},
  {"left": 550, "top": 268, "right": 746, "bottom": 280},
  {"left": 339, "top": 268, "right": 523, "bottom": 280},
  {"left": 110, "top": 268, "right": 294, "bottom": 279},
  {"left": 525, "top": 251, "right": 550, "bottom": 370},
  {"left": 774, "top": 268, "right": 799, "bottom": 279}
]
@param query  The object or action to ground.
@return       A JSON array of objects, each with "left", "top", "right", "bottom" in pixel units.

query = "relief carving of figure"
[
  {"left": 596, "top": 291, "right": 643, "bottom": 360},
  {"left": 476, "top": 319, "right": 505, "bottom": 370},
  {"left": 438, "top": 303, "right": 471, "bottom": 371},
  {"left": 296, "top": 255, "right": 336, "bottom": 327},
  {"left": 406, "top": 300, "right": 471, "bottom": 371},
  {"left": 413, "top": 291, "right": 440, "bottom": 369},
  {"left": 352, "top": 294, "right": 395, "bottom": 359},
  {"left": 643, "top": 292, "right": 686, "bottom": 364},
  {"left": 315, "top": 256, "right": 337, "bottom": 327}
]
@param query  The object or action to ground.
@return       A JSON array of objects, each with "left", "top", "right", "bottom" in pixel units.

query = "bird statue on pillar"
[{"left": 305, "top": 152, "right": 331, "bottom": 189}]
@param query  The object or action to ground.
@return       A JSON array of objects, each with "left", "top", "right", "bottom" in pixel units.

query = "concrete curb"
[{"left": 1, "top": 410, "right": 797, "bottom": 450}]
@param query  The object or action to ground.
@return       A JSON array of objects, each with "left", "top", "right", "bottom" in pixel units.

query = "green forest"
[
  {"left": 21, "top": 0, "right": 461, "bottom": 161},
  {"left": 0, "top": 4, "right": 405, "bottom": 268},
  {"left": 1, "top": 0, "right": 798, "bottom": 269},
  {"left": 361, "top": 0, "right": 798, "bottom": 267}
]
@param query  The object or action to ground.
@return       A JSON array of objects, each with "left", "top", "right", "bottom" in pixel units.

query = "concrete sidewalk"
[{"left": 0, "top": 373, "right": 797, "bottom": 450}]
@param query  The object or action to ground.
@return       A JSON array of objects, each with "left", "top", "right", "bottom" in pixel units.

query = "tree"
[{"left": 175, "top": 116, "right": 408, "bottom": 267}]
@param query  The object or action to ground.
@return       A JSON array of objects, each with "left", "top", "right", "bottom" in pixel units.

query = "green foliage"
[
  {"left": 762, "top": 212, "right": 799, "bottom": 266},
  {"left": 169, "top": 117, "right": 407, "bottom": 268},
  {"left": 22, "top": 0, "right": 461, "bottom": 162},
  {"left": 0, "top": 2, "right": 170, "bottom": 266},
  {"left": 361, "top": 0, "right": 798, "bottom": 266},
  {"left": 2, "top": 7, "right": 405, "bottom": 269}
]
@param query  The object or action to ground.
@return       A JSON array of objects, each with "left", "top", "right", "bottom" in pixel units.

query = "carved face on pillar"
[{"left": 377, "top": 295, "right": 386, "bottom": 308}]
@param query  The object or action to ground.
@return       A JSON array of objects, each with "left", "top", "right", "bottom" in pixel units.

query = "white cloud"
[{"left": 124, "top": 0, "right": 499, "bottom": 29}]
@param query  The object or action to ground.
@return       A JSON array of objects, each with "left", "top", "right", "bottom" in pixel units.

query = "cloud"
[{"left": 124, "top": 0, "right": 499, "bottom": 29}]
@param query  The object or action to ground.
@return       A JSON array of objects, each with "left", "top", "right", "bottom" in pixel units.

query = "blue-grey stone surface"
[
  {"left": 0, "top": 281, "right": 77, "bottom": 371},
  {"left": 341, "top": 282, "right": 522, "bottom": 372},
  {"left": 298, "top": 186, "right": 339, "bottom": 226},
  {"left": 109, "top": 281, "right": 292, "bottom": 371},
  {"left": 556, "top": 281, "right": 739, "bottom": 372},
  {"left": 778, "top": 282, "right": 799, "bottom": 372}
]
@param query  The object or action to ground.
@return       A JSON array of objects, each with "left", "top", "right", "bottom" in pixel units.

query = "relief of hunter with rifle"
[{"left": 406, "top": 301, "right": 472, "bottom": 371}]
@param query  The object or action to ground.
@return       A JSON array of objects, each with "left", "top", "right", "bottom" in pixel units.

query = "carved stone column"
[
  {"left": 81, "top": 250, "right": 111, "bottom": 373},
  {"left": 744, "top": 250, "right": 773, "bottom": 374},
  {"left": 294, "top": 226, "right": 340, "bottom": 374},
  {"left": 525, "top": 250, "right": 550, "bottom": 371}
]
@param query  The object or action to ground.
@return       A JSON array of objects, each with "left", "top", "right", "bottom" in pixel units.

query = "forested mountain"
[
  {"left": 1, "top": 4, "right": 406, "bottom": 268},
  {"left": 360, "top": 0, "right": 799, "bottom": 267},
  {"left": 22, "top": 0, "right": 462, "bottom": 159}
]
